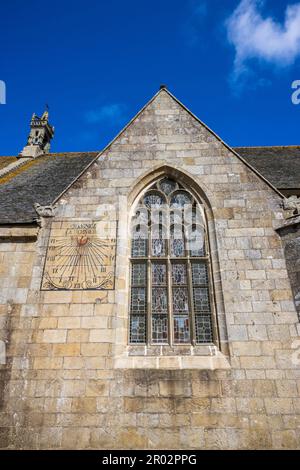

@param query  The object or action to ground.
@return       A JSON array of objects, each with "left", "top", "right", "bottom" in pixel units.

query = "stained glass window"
[
  {"left": 152, "top": 263, "right": 167, "bottom": 285},
  {"left": 174, "top": 316, "right": 190, "bottom": 344},
  {"left": 193, "top": 287, "right": 210, "bottom": 313},
  {"left": 131, "top": 237, "right": 148, "bottom": 257},
  {"left": 129, "top": 178, "right": 214, "bottom": 346},
  {"left": 132, "top": 263, "right": 147, "bottom": 286},
  {"left": 130, "top": 287, "right": 146, "bottom": 314},
  {"left": 195, "top": 315, "right": 213, "bottom": 343},
  {"left": 144, "top": 192, "right": 165, "bottom": 209},
  {"left": 152, "top": 315, "right": 168, "bottom": 344},
  {"left": 159, "top": 178, "right": 177, "bottom": 195},
  {"left": 170, "top": 234, "right": 185, "bottom": 258},
  {"left": 189, "top": 227, "right": 205, "bottom": 257},
  {"left": 192, "top": 262, "right": 208, "bottom": 285},
  {"left": 172, "top": 264, "right": 187, "bottom": 285},
  {"left": 152, "top": 288, "right": 168, "bottom": 313},
  {"left": 152, "top": 238, "right": 166, "bottom": 257},
  {"left": 129, "top": 286, "right": 147, "bottom": 343},
  {"left": 130, "top": 315, "right": 146, "bottom": 343}
]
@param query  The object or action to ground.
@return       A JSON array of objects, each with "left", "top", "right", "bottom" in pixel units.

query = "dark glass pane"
[
  {"left": 192, "top": 205, "right": 205, "bottom": 226},
  {"left": 170, "top": 191, "right": 193, "bottom": 209},
  {"left": 131, "top": 287, "right": 147, "bottom": 314},
  {"left": 131, "top": 238, "right": 148, "bottom": 258},
  {"left": 144, "top": 193, "right": 164, "bottom": 209},
  {"left": 170, "top": 237, "right": 185, "bottom": 257},
  {"left": 192, "top": 263, "right": 208, "bottom": 285},
  {"left": 131, "top": 263, "right": 147, "bottom": 286},
  {"left": 190, "top": 245, "right": 205, "bottom": 257},
  {"left": 130, "top": 315, "right": 146, "bottom": 343},
  {"left": 151, "top": 212, "right": 168, "bottom": 237},
  {"left": 133, "top": 208, "right": 149, "bottom": 226},
  {"left": 152, "top": 238, "right": 166, "bottom": 257},
  {"left": 193, "top": 287, "right": 210, "bottom": 313},
  {"left": 172, "top": 287, "right": 189, "bottom": 314},
  {"left": 174, "top": 316, "right": 190, "bottom": 343},
  {"left": 159, "top": 178, "right": 177, "bottom": 196},
  {"left": 172, "top": 264, "right": 187, "bottom": 285},
  {"left": 152, "top": 263, "right": 167, "bottom": 285},
  {"left": 195, "top": 315, "right": 213, "bottom": 343},
  {"left": 189, "top": 228, "right": 205, "bottom": 257},
  {"left": 152, "top": 314, "right": 168, "bottom": 344},
  {"left": 152, "top": 288, "right": 168, "bottom": 314},
  {"left": 170, "top": 210, "right": 183, "bottom": 226}
]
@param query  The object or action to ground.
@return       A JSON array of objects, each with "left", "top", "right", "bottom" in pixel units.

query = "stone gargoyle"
[
  {"left": 283, "top": 196, "right": 300, "bottom": 215},
  {"left": 34, "top": 203, "right": 57, "bottom": 218}
]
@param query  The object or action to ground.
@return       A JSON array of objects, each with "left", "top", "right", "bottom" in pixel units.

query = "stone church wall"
[
  {"left": 277, "top": 217, "right": 300, "bottom": 317},
  {"left": 0, "top": 90, "right": 299, "bottom": 449}
]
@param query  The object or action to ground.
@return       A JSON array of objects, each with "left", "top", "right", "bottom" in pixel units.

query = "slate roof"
[
  {"left": 0, "top": 145, "right": 299, "bottom": 224},
  {"left": 0, "top": 152, "right": 98, "bottom": 224},
  {"left": 0, "top": 157, "right": 18, "bottom": 171},
  {"left": 234, "top": 146, "right": 300, "bottom": 190}
]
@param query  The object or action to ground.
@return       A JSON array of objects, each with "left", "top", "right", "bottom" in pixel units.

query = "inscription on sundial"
[{"left": 42, "top": 220, "right": 116, "bottom": 290}]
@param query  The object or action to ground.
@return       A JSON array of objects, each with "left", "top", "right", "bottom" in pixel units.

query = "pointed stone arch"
[
  {"left": 112, "top": 165, "right": 230, "bottom": 368},
  {"left": 127, "top": 164, "right": 214, "bottom": 215}
]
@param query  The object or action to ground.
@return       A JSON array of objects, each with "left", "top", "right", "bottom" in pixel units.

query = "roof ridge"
[
  {"left": 0, "top": 151, "right": 100, "bottom": 158},
  {"left": 44, "top": 151, "right": 99, "bottom": 156},
  {"left": 0, "top": 157, "right": 32, "bottom": 181}
]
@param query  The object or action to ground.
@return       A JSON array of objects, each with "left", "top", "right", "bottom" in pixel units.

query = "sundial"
[{"left": 42, "top": 220, "right": 116, "bottom": 290}]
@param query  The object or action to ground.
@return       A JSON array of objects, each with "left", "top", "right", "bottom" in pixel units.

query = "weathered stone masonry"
[
  {"left": 0, "top": 89, "right": 300, "bottom": 449},
  {"left": 277, "top": 216, "right": 300, "bottom": 318}
]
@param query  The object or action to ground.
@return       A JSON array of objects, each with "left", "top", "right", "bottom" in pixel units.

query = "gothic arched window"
[{"left": 129, "top": 177, "right": 215, "bottom": 346}]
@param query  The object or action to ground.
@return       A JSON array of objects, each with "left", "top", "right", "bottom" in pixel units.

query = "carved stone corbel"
[
  {"left": 34, "top": 203, "right": 57, "bottom": 226},
  {"left": 283, "top": 196, "right": 300, "bottom": 218}
]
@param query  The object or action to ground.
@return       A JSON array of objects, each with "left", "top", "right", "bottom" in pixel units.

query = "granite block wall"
[{"left": 0, "top": 90, "right": 299, "bottom": 449}]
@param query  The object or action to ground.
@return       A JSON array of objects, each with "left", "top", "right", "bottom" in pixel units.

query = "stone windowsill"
[{"left": 114, "top": 345, "right": 231, "bottom": 370}]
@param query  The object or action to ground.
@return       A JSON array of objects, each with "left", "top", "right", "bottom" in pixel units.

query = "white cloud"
[
  {"left": 226, "top": 0, "right": 300, "bottom": 76},
  {"left": 84, "top": 103, "right": 126, "bottom": 125}
]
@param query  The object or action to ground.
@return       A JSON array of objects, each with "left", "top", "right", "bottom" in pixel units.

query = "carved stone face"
[{"left": 77, "top": 235, "right": 88, "bottom": 246}]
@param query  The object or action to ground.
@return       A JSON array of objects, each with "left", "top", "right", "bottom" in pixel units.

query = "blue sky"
[{"left": 0, "top": 0, "right": 300, "bottom": 155}]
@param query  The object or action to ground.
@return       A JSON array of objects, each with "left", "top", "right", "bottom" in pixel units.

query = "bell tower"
[{"left": 20, "top": 108, "right": 55, "bottom": 158}]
